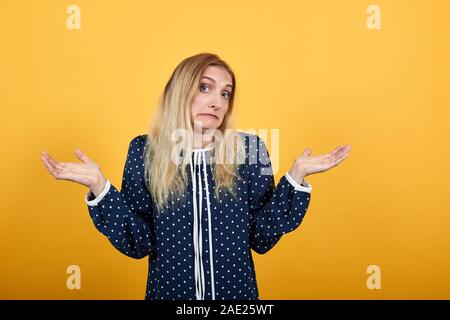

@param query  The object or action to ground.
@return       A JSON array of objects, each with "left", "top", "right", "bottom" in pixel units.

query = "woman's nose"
[{"left": 209, "top": 95, "right": 223, "bottom": 109}]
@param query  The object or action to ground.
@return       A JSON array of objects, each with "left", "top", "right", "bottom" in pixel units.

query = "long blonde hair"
[{"left": 144, "top": 53, "right": 245, "bottom": 212}]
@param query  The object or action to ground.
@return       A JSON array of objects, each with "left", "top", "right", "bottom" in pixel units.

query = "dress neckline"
[{"left": 192, "top": 143, "right": 214, "bottom": 152}]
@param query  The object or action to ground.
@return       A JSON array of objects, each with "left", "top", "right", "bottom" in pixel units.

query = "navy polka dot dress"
[{"left": 85, "top": 132, "right": 312, "bottom": 300}]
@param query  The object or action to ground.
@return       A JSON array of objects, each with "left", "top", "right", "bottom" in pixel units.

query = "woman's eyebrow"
[{"left": 201, "top": 76, "right": 233, "bottom": 89}]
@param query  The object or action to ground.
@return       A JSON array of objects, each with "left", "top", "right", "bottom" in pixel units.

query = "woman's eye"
[{"left": 199, "top": 84, "right": 230, "bottom": 99}]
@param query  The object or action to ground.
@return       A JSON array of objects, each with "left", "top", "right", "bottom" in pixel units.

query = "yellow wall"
[{"left": 0, "top": 0, "right": 449, "bottom": 299}]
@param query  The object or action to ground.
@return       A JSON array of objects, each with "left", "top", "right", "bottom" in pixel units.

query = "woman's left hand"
[{"left": 288, "top": 144, "right": 352, "bottom": 184}]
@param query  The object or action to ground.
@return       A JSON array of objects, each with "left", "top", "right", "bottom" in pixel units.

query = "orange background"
[{"left": 0, "top": 0, "right": 449, "bottom": 299}]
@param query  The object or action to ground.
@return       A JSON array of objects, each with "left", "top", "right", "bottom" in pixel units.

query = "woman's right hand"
[{"left": 41, "top": 148, "right": 107, "bottom": 197}]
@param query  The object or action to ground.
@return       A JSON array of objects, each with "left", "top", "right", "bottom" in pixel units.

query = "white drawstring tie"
[{"left": 189, "top": 149, "right": 215, "bottom": 300}]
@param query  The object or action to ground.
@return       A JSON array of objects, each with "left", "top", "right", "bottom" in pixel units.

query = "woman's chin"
[
  {"left": 201, "top": 125, "right": 220, "bottom": 132},
  {"left": 195, "top": 120, "right": 219, "bottom": 130}
]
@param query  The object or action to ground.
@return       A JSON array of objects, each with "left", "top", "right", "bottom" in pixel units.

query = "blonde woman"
[{"left": 41, "top": 53, "right": 351, "bottom": 300}]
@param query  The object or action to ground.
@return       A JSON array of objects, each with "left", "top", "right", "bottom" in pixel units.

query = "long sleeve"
[
  {"left": 247, "top": 135, "right": 312, "bottom": 254},
  {"left": 85, "top": 135, "right": 156, "bottom": 259}
]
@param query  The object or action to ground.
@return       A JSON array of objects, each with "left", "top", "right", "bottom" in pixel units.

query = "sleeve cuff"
[
  {"left": 285, "top": 172, "right": 312, "bottom": 193},
  {"left": 85, "top": 180, "right": 111, "bottom": 206}
]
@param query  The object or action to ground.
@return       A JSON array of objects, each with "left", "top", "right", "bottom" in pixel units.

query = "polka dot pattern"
[{"left": 85, "top": 132, "right": 312, "bottom": 300}]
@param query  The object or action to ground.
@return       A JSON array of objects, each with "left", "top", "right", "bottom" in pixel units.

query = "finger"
[
  {"left": 41, "top": 153, "right": 59, "bottom": 172},
  {"left": 42, "top": 157, "right": 87, "bottom": 183},
  {"left": 42, "top": 151, "right": 64, "bottom": 169},
  {"left": 54, "top": 162, "right": 86, "bottom": 176},
  {"left": 336, "top": 144, "right": 351, "bottom": 156},
  {"left": 330, "top": 145, "right": 343, "bottom": 155},
  {"left": 41, "top": 155, "right": 63, "bottom": 178},
  {"left": 42, "top": 150, "right": 57, "bottom": 163},
  {"left": 302, "top": 147, "right": 312, "bottom": 157},
  {"left": 330, "top": 147, "right": 348, "bottom": 162},
  {"left": 44, "top": 152, "right": 71, "bottom": 169},
  {"left": 41, "top": 155, "right": 78, "bottom": 177},
  {"left": 335, "top": 146, "right": 351, "bottom": 161},
  {"left": 331, "top": 148, "right": 350, "bottom": 165},
  {"left": 322, "top": 146, "right": 351, "bottom": 170},
  {"left": 41, "top": 155, "right": 53, "bottom": 173},
  {"left": 75, "top": 149, "right": 92, "bottom": 164},
  {"left": 323, "top": 145, "right": 344, "bottom": 160},
  {"left": 326, "top": 146, "right": 346, "bottom": 162},
  {"left": 55, "top": 161, "right": 80, "bottom": 171},
  {"left": 42, "top": 153, "right": 74, "bottom": 170},
  {"left": 320, "top": 158, "right": 340, "bottom": 172},
  {"left": 313, "top": 149, "right": 334, "bottom": 162}
]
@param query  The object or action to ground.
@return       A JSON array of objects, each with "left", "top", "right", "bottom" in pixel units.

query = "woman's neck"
[{"left": 193, "top": 130, "right": 214, "bottom": 149}]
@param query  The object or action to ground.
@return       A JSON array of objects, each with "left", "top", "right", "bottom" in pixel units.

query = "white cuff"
[
  {"left": 285, "top": 172, "right": 312, "bottom": 193},
  {"left": 85, "top": 180, "right": 111, "bottom": 206}
]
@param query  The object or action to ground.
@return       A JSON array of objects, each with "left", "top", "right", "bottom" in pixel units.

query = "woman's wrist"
[
  {"left": 90, "top": 175, "right": 107, "bottom": 198},
  {"left": 288, "top": 168, "right": 306, "bottom": 186}
]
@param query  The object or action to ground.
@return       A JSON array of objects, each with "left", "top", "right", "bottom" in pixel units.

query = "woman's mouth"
[{"left": 198, "top": 113, "right": 218, "bottom": 120}]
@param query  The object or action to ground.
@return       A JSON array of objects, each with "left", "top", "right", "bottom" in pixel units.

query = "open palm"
[
  {"left": 293, "top": 144, "right": 352, "bottom": 177},
  {"left": 41, "top": 149, "right": 105, "bottom": 189}
]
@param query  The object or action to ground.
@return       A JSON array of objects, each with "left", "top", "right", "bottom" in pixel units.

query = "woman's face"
[{"left": 190, "top": 65, "right": 233, "bottom": 131}]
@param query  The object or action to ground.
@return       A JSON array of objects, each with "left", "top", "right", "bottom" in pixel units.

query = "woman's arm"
[
  {"left": 245, "top": 134, "right": 312, "bottom": 255},
  {"left": 85, "top": 135, "right": 156, "bottom": 259},
  {"left": 246, "top": 134, "right": 351, "bottom": 255}
]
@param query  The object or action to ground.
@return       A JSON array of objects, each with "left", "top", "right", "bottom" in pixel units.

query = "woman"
[{"left": 41, "top": 52, "right": 351, "bottom": 300}]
